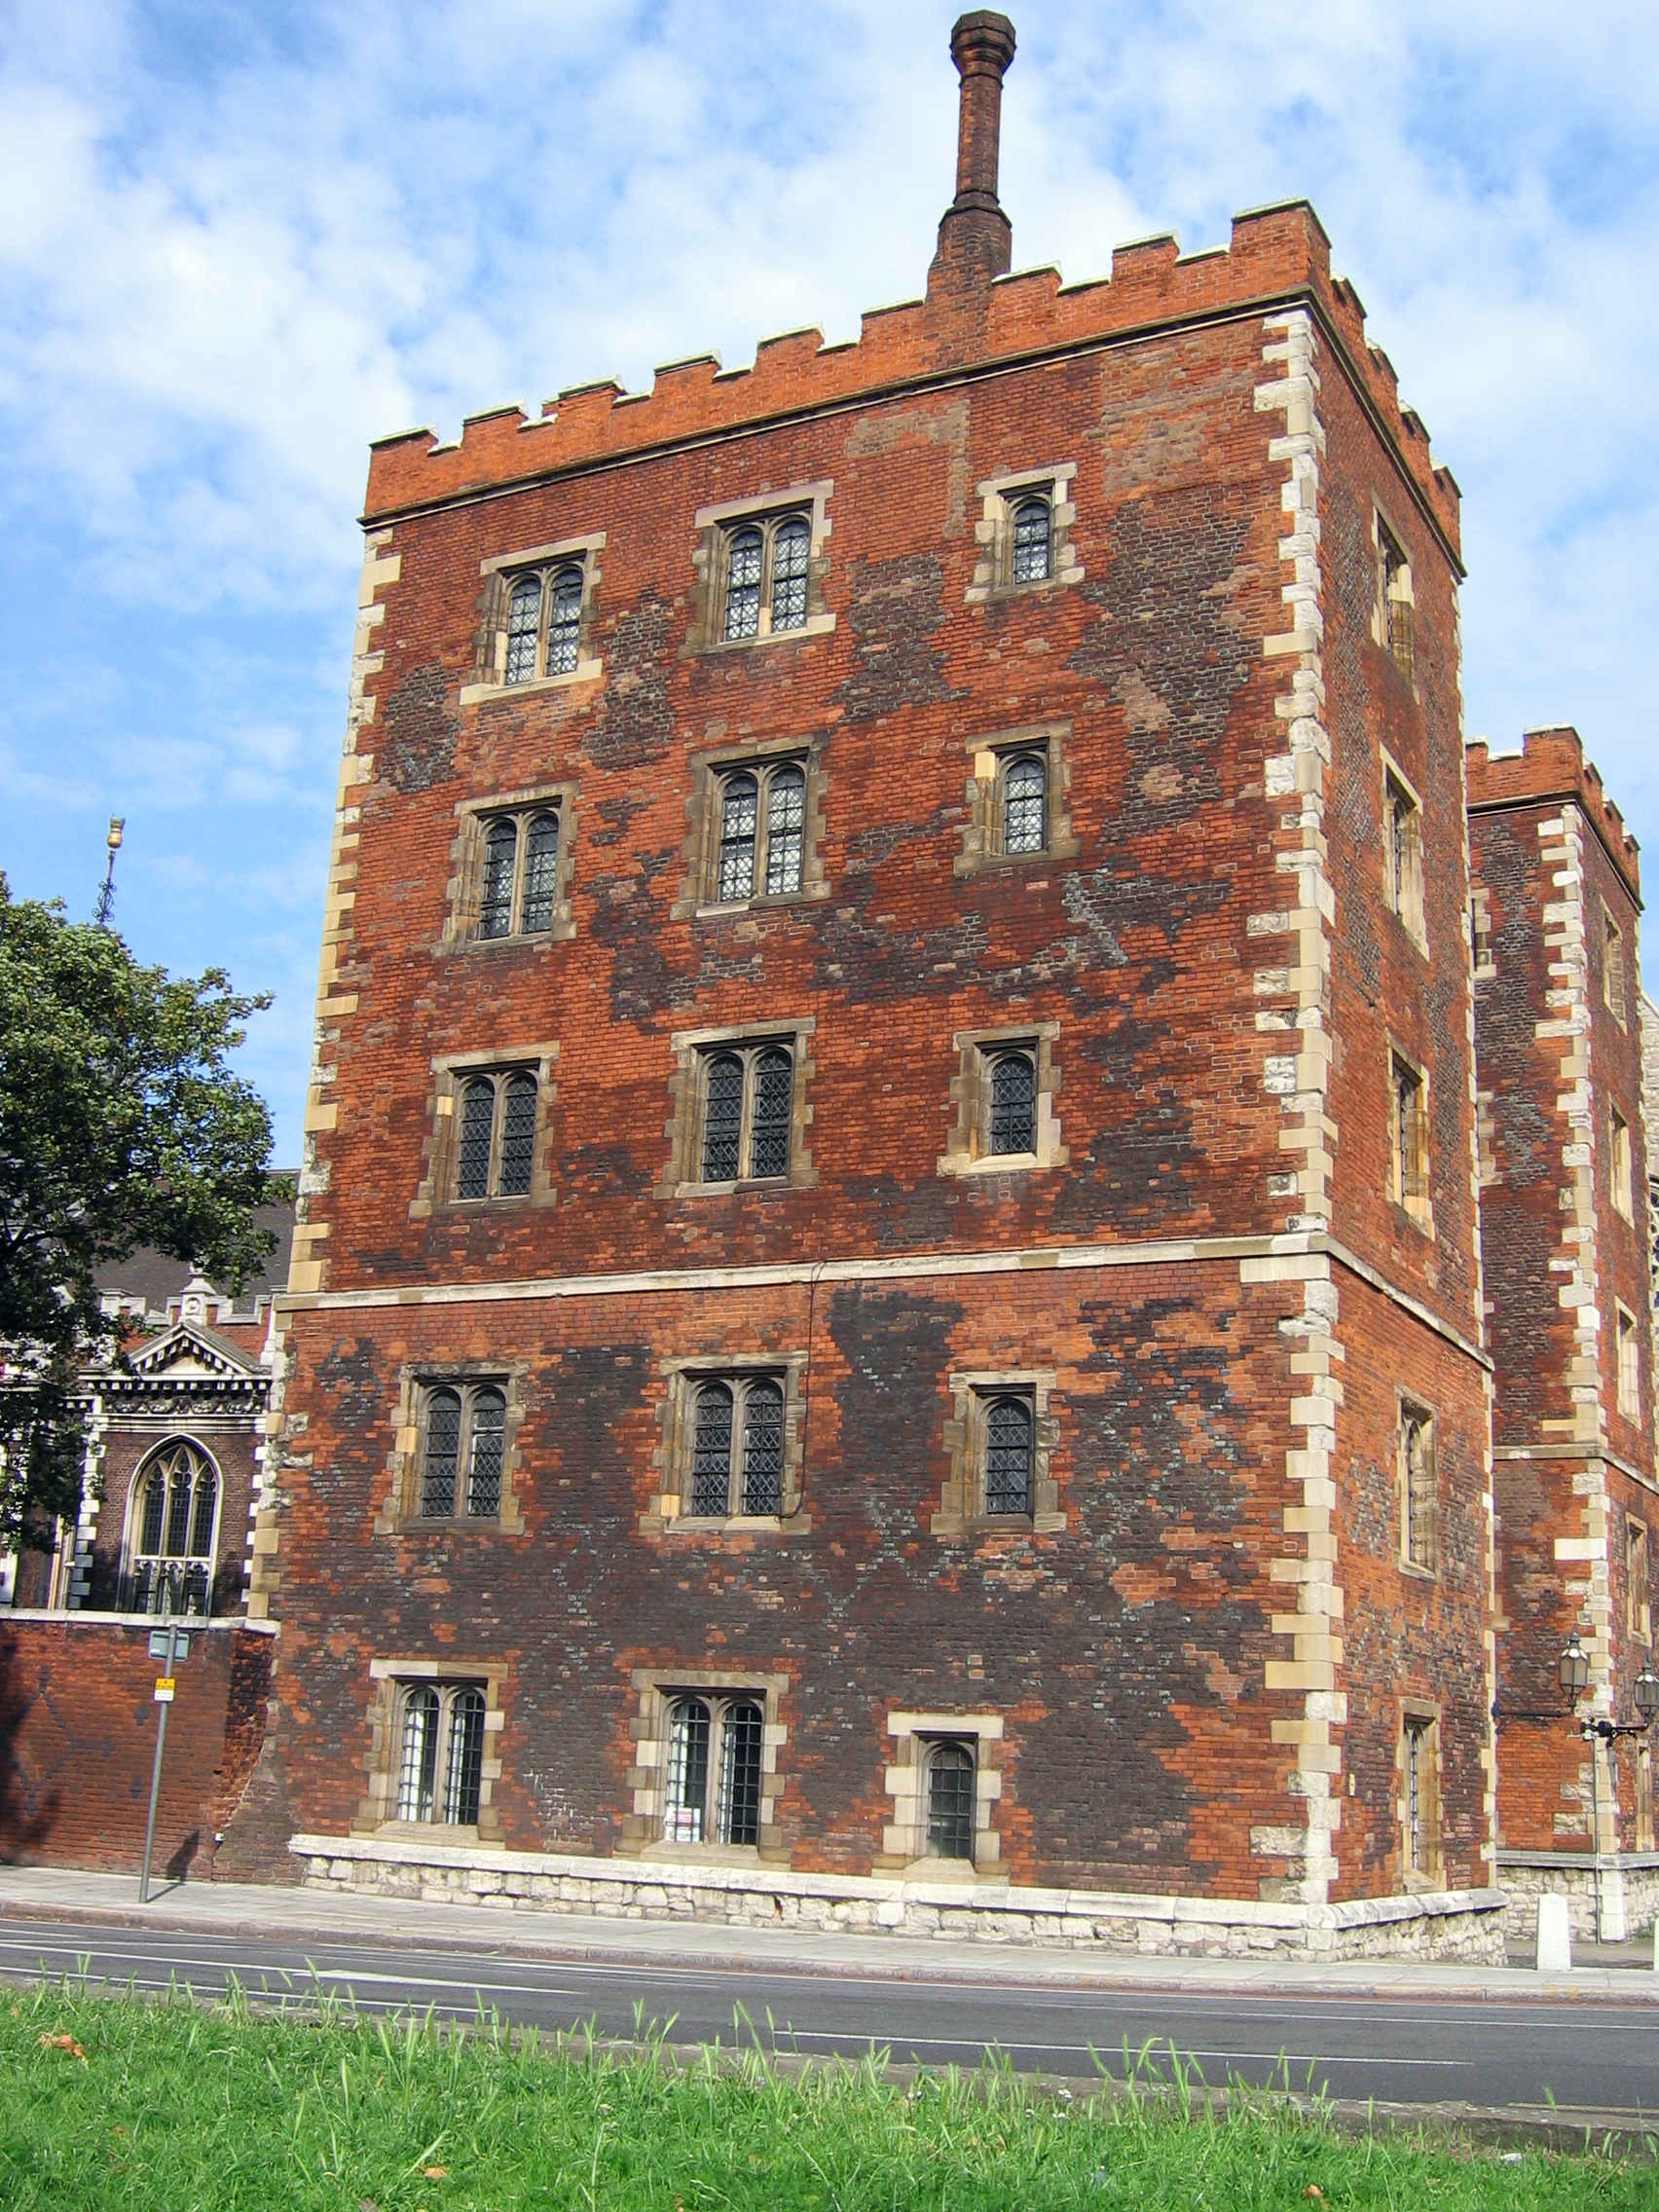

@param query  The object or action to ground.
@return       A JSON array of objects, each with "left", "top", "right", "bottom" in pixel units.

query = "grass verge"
[{"left": 1, "top": 1974, "right": 1651, "bottom": 2209}]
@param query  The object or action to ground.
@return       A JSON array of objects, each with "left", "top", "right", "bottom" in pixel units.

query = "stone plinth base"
[
  {"left": 1496, "top": 1850, "right": 1659, "bottom": 1943},
  {"left": 290, "top": 1834, "right": 1508, "bottom": 1963}
]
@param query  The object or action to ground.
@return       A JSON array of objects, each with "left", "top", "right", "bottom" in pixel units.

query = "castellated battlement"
[
  {"left": 1467, "top": 726, "right": 1641, "bottom": 903},
  {"left": 363, "top": 197, "right": 1460, "bottom": 560}
]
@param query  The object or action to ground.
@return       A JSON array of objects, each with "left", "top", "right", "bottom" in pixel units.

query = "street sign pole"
[{"left": 138, "top": 1601, "right": 179, "bottom": 1904}]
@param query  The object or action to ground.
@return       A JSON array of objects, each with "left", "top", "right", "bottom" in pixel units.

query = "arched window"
[
  {"left": 665, "top": 1694, "right": 764, "bottom": 1846},
  {"left": 519, "top": 812, "right": 561, "bottom": 934},
  {"left": 700, "top": 1053, "right": 746, "bottom": 1183},
  {"left": 457, "top": 1079, "right": 497, "bottom": 1199},
  {"left": 480, "top": 818, "right": 519, "bottom": 939},
  {"left": 466, "top": 1387, "right": 506, "bottom": 1517},
  {"left": 926, "top": 1741, "right": 976, "bottom": 1860},
  {"left": 1402, "top": 1406, "right": 1435, "bottom": 1571},
  {"left": 419, "top": 1382, "right": 509, "bottom": 1522},
  {"left": 1011, "top": 496, "right": 1051, "bottom": 585},
  {"left": 504, "top": 574, "right": 542, "bottom": 683},
  {"left": 770, "top": 517, "right": 810, "bottom": 632},
  {"left": 740, "top": 1380, "right": 784, "bottom": 1515},
  {"left": 718, "top": 772, "right": 759, "bottom": 902},
  {"left": 749, "top": 1048, "right": 793, "bottom": 1181},
  {"left": 1002, "top": 755, "right": 1046, "bottom": 856},
  {"left": 395, "top": 1681, "right": 487, "bottom": 1826},
  {"left": 723, "top": 528, "right": 764, "bottom": 641},
  {"left": 764, "top": 765, "right": 805, "bottom": 896},
  {"left": 690, "top": 1382, "right": 735, "bottom": 1517},
  {"left": 421, "top": 1388, "right": 462, "bottom": 1515},
  {"left": 988, "top": 1051, "right": 1037, "bottom": 1156},
  {"left": 127, "top": 1439, "right": 219, "bottom": 1617},
  {"left": 544, "top": 564, "right": 584, "bottom": 676},
  {"left": 984, "top": 1396, "right": 1033, "bottom": 1516},
  {"left": 497, "top": 1072, "right": 537, "bottom": 1197}
]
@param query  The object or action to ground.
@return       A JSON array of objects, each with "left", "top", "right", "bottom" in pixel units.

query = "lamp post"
[{"left": 1555, "top": 1633, "right": 1659, "bottom": 1940}]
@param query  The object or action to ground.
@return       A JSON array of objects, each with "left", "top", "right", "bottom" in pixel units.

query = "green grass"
[{"left": 0, "top": 1975, "right": 1650, "bottom": 2209}]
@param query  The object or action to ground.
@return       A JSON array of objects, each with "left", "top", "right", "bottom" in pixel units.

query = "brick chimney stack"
[{"left": 929, "top": 11, "right": 1016, "bottom": 292}]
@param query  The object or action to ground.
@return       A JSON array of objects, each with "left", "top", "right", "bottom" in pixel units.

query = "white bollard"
[
  {"left": 1535, "top": 1893, "right": 1572, "bottom": 1973},
  {"left": 1652, "top": 1923, "right": 1658, "bottom": 1973}
]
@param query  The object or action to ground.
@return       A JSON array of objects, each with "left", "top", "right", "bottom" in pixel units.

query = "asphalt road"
[{"left": 2, "top": 1915, "right": 1656, "bottom": 2115}]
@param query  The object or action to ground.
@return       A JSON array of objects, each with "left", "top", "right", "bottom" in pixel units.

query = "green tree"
[{"left": 0, "top": 873, "right": 287, "bottom": 1551}]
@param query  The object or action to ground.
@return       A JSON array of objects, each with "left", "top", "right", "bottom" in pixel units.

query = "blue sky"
[{"left": 2, "top": 0, "right": 1655, "bottom": 1167}]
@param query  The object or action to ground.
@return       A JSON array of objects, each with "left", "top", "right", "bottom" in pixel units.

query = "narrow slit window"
[
  {"left": 718, "top": 774, "right": 758, "bottom": 902},
  {"left": 1002, "top": 754, "right": 1046, "bottom": 855},
  {"left": 1611, "top": 1108, "right": 1633, "bottom": 1218},
  {"left": 770, "top": 517, "right": 810, "bottom": 632},
  {"left": 497, "top": 1072, "right": 537, "bottom": 1197},
  {"left": 465, "top": 1387, "right": 506, "bottom": 1517},
  {"left": 748, "top": 1049, "right": 793, "bottom": 1180},
  {"left": 422, "top": 1389, "right": 462, "bottom": 1517},
  {"left": 1628, "top": 1521, "right": 1652, "bottom": 1645},
  {"left": 398, "top": 1685, "right": 441, "bottom": 1822},
  {"left": 988, "top": 1051, "right": 1037, "bottom": 1157},
  {"left": 926, "top": 1742, "right": 976, "bottom": 1860},
  {"left": 457, "top": 1081, "right": 496, "bottom": 1199},
  {"left": 1390, "top": 1052, "right": 1428, "bottom": 1216},
  {"left": 723, "top": 528, "right": 763, "bottom": 641},
  {"left": 1384, "top": 770, "right": 1424, "bottom": 942},
  {"left": 544, "top": 564, "right": 584, "bottom": 676},
  {"left": 690, "top": 1384, "right": 735, "bottom": 1517},
  {"left": 1378, "top": 517, "right": 1415, "bottom": 682},
  {"left": 701, "top": 1054, "right": 745, "bottom": 1183},
  {"left": 665, "top": 1696, "right": 712, "bottom": 1843},
  {"left": 740, "top": 1381, "right": 785, "bottom": 1516},
  {"left": 444, "top": 1687, "right": 487, "bottom": 1825},
  {"left": 480, "top": 819, "right": 519, "bottom": 939},
  {"left": 1604, "top": 911, "right": 1628, "bottom": 1026},
  {"left": 1617, "top": 1306, "right": 1641, "bottom": 1420},
  {"left": 1011, "top": 496, "right": 1051, "bottom": 585},
  {"left": 1405, "top": 1721, "right": 1428, "bottom": 1870},
  {"left": 520, "top": 813, "right": 561, "bottom": 934},
  {"left": 764, "top": 765, "right": 806, "bottom": 896},
  {"left": 1401, "top": 1405, "right": 1435, "bottom": 1572},
  {"left": 504, "top": 576, "right": 541, "bottom": 684}
]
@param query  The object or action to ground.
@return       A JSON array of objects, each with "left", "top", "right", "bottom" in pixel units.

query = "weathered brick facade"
[
  {"left": 1468, "top": 729, "right": 1657, "bottom": 1921},
  {"left": 231, "top": 17, "right": 1503, "bottom": 1950}
]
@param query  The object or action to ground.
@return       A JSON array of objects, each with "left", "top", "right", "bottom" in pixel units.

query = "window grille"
[
  {"left": 1002, "top": 755, "right": 1046, "bottom": 855},
  {"left": 1384, "top": 772, "right": 1424, "bottom": 940},
  {"left": 1401, "top": 1408, "right": 1435, "bottom": 1571},
  {"left": 718, "top": 773, "right": 759, "bottom": 901},
  {"left": 419, "top": 1382, "right": 509, "bottom": 1521},
  {"left": 480, "top": 819, "right": 518, "bottom": 939},
  {"left": 686, "top": 1374, "right": 790, "bottom": 1518},
  {"left": 723, "top": 529, "right": 763, "bottom": 641},
  {"left": 983, "top": 1396, "right": 1034, "bottom": 1516},
  {"left": 398, "top": 1685, "right": 441, "bottom": 1821},
  {"left": 445, "top": 1687, "right": 487, "bottom": 1825},
  {"left": 504, "top": 575, "right": 541, "bottom": 684},
  {"left": 770, "top": 518, "right": 810, "bottom": 632},
  {"left": 1390, "top": 1053, "right": 1427, "bottom": 1212},
  {"left": 127, "top": 1438, "right": 219, "bottom": 1617},
  {"left": 664, "top": 1694, "right": 764, "bottom": 1846},
  {"left": 520, "top": 813, "right": 561, "bottom": 934},
  {"left": 988, "top": 1052, "right": 1037, "bottom": 1156},
  {"left": 764, "top": 765, "right": 806, "bottom": 896},
  {"left": 926, "top": 1742, "right": 976, "bottom": 1860},
  {"left": 696, "top": 1043, "right": 794, "bottom": 1183},
  {"left": 476, "top": 809, "right": 562, "bottom": 940},
  {"left": 545, "top": 564, "right": 584, "bottom": 676},
  {"left": 454, "top": 1069, "right": 538, "bottom": 1200},
  {"left": 1404, "top": 1719, "right": 1432, "bottom": 1871},
  {"left": 1011, "top": 497, "right": 1052, "bottom": 585}
]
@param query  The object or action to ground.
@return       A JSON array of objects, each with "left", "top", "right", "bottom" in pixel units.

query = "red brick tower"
[
  {"left": 1469, "top": 729, "right": 1657, "bottom": 1936},
  {"left": 240, "top": 14, "right": 1499, "bottom": 1955}
]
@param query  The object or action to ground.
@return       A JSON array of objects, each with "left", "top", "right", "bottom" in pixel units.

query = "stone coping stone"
[
  {"left": 1497, "top": 1849, "right": 1659, "bottom": 1872},
  {"left": 290, "top": 1834, "right": 1503, "bottom": 1936}
]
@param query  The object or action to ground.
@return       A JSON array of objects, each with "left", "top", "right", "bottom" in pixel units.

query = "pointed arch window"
[{"left": 126, "top": 1439, "right": 219, "bottom": 1617}]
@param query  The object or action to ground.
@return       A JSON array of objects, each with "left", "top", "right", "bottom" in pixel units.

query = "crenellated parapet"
[
  {"left": 1467, "top": 725, "right": 1641, "bottom": 905},
  {"left": 362, "top": 198, "right": 1460, "bottom": 562}
]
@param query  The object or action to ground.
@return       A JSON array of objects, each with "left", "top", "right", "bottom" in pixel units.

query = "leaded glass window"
[
  {"left": 723, "top": 528, "right": 763, "bottom": 641},
  {"left": 419, "top": 1382, "right": 510, "bottom": 1522},
  {"left": 695, "top": 1043, "right": 793, "bottom": 1182},
  {"left": 770, "top": 517, "right": 809, "bottom": 631},
  {"left": 1002, "top": 755, "right": 1046, "bottom": 856},
  {"left": 398, "top": 1685, "right": 441, "bottom": 1821},
  {"left": 453, "top": 1069, "right": 539, "bottom": 1200},
  {"left": 480, "top": 818, "right": 519, "bottom": 938},
  {"left": 988, "top": 1052, "right": 1037, "bottom": 1156},
  {"left": 685, "top": 1374, "right": 790, "bottom": 1519},
  {"left": 663, "top": 1694, "right": 766, "bottom": 1847},
  {"left": 718, "top": 773, "right": 758, "bottom": 902},
  {"left": 700, "top": 1054, "right": 746, "bottom": 1183},
  {"left": 395, "top": 1681, "right": 487, "bottom": 1827},
  {"left": 520, "top": 813, "right": 561, "bottom": 934},
  {"left": 545, "top": 564, "right": 584, "bottom": 676},
  {"left": 445, "top": 1687, "right": 487, "bottom": 1825},
  {"left": 748, "top": 1048, "right": 793, "bottom": 1181},
  {"left": 1012, "top": 496, "right": 1051, "bottom": 584},
  {"left": 475, "top": 808, "right": 562, "bottom": 940},
  {"left": 504, "top": 575, "right": 541, "bottom": 683},
  {"left": 984, "top": 1396, "right": 1033, "bottom": 1516},
  {"left": 127, "top": 1439, "right": 219, "bottom": 1617},
  {"left": 926, "top": 1742, "right": 976, "bottom": 1860},
  {"left": 764, "top": 765, "right": 805, "bottom": 896}
]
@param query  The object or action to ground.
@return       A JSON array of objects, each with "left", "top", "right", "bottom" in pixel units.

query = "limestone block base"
[{"left": 1495, "top": 1850, "right": 1659, "bottom": 1944}]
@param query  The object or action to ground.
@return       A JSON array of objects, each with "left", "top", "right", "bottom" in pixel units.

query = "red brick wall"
[
  {"left": 84, "top": 1424, "right": 260, "bottom": 1618},
  {"left": 0, "top": 1618, "right": 275, "bottom": 1876}
]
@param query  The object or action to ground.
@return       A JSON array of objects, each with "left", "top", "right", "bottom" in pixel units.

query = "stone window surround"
[
  {"left": 641, "top": 1352, "right": 811, "bottom": 1536},
  {"left": 1396, "top": 1699, "right": 1442, "bottom": 1892},
  {"left": 1469, "top": 879, "right": 1495, "bottom": 979},
  {"left": 685, "top": 481, "right": 835, "bottom": 654},
  {"left": 1395, "top": 1390, "right": 1437, "bottom": 1580},
  {"left": 965, "top": 463, "right": 1083, "bottom": 604},
  {"left": 672, "top": 731, "right": 831, "bottom": 919},
  {"left": 934, "top": 1369, "right": 1064, "bottom": 1536},
  {"left": 1610, "top": 1104, "right": 1634, "bottom": 1221},
  {"left": 410, "top": 1042, "right": 560, "bottom": 1220},
  {"left": 1371, "top": 503, "right": 1417, "bottom": 690},
  {"left": 374, "top": 1360, "right": 530, "bottom": 1537},
  {"left": 953, "top": 720, "right": 1079, "bottom": 877},
  {"left": 1614, "top": 1301, "right": 1642, "bottom": 1423},
  {"left": 878, "top": 1711, "right": 1005, "bottom": 1874},
  {"left": 1626, "top": 1514, "right": 1651, "bottom": 1646},
  {"left": 440, "top": 781, "right": 580, "bottom": 951},
  {"left": 621, "top": 1665, "right": 791, "bottom": 1862},
  {"left": 1386, "top": 1035, "right": 1433, "bottom": 1239},
  {"left": 657, "top": 1016, "right": 817, "bottom": 1198},
  {"left": 461, "top": 532, "right": 606, "bottom": 704},
  {"left": 356, "top": 1654, "right": 509, "bottom": 1843},
  {"left": 120, "top": 1434, "right": 226, "bottom": 1612},
  {"left": 1380, "top": 747, "right": 1428, "bottom": 955},
  {"left": 1602, "top": 903, "right": 1629, "bottom": 1029},
  {"left": 938, "top": 1022, "right": 1066, "bottom": 1177}
]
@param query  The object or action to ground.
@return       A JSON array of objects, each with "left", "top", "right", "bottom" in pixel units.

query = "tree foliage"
[{"left": 0, "top": 873, "right": 287, "bottom": 1549}]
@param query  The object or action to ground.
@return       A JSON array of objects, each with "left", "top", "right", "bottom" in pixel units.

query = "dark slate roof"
[{"left": 92, "top": 1181, "right": 298, "bottom": 1321}]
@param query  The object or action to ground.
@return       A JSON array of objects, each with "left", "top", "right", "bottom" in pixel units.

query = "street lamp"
[
  {"left": 1553, "top": 1631, "right": 1659, "bottom": 1940},
  {"left": 1558, "top": 1631, "right": 1591, "bottom": 1699},
  {"left": 1636, "top": 1662, "right": 1659, "bottom": 1730}
]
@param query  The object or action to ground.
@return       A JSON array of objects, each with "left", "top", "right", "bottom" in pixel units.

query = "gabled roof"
[{"left": 99, "top": 1318, "right": 266, "bottom": 1386}]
